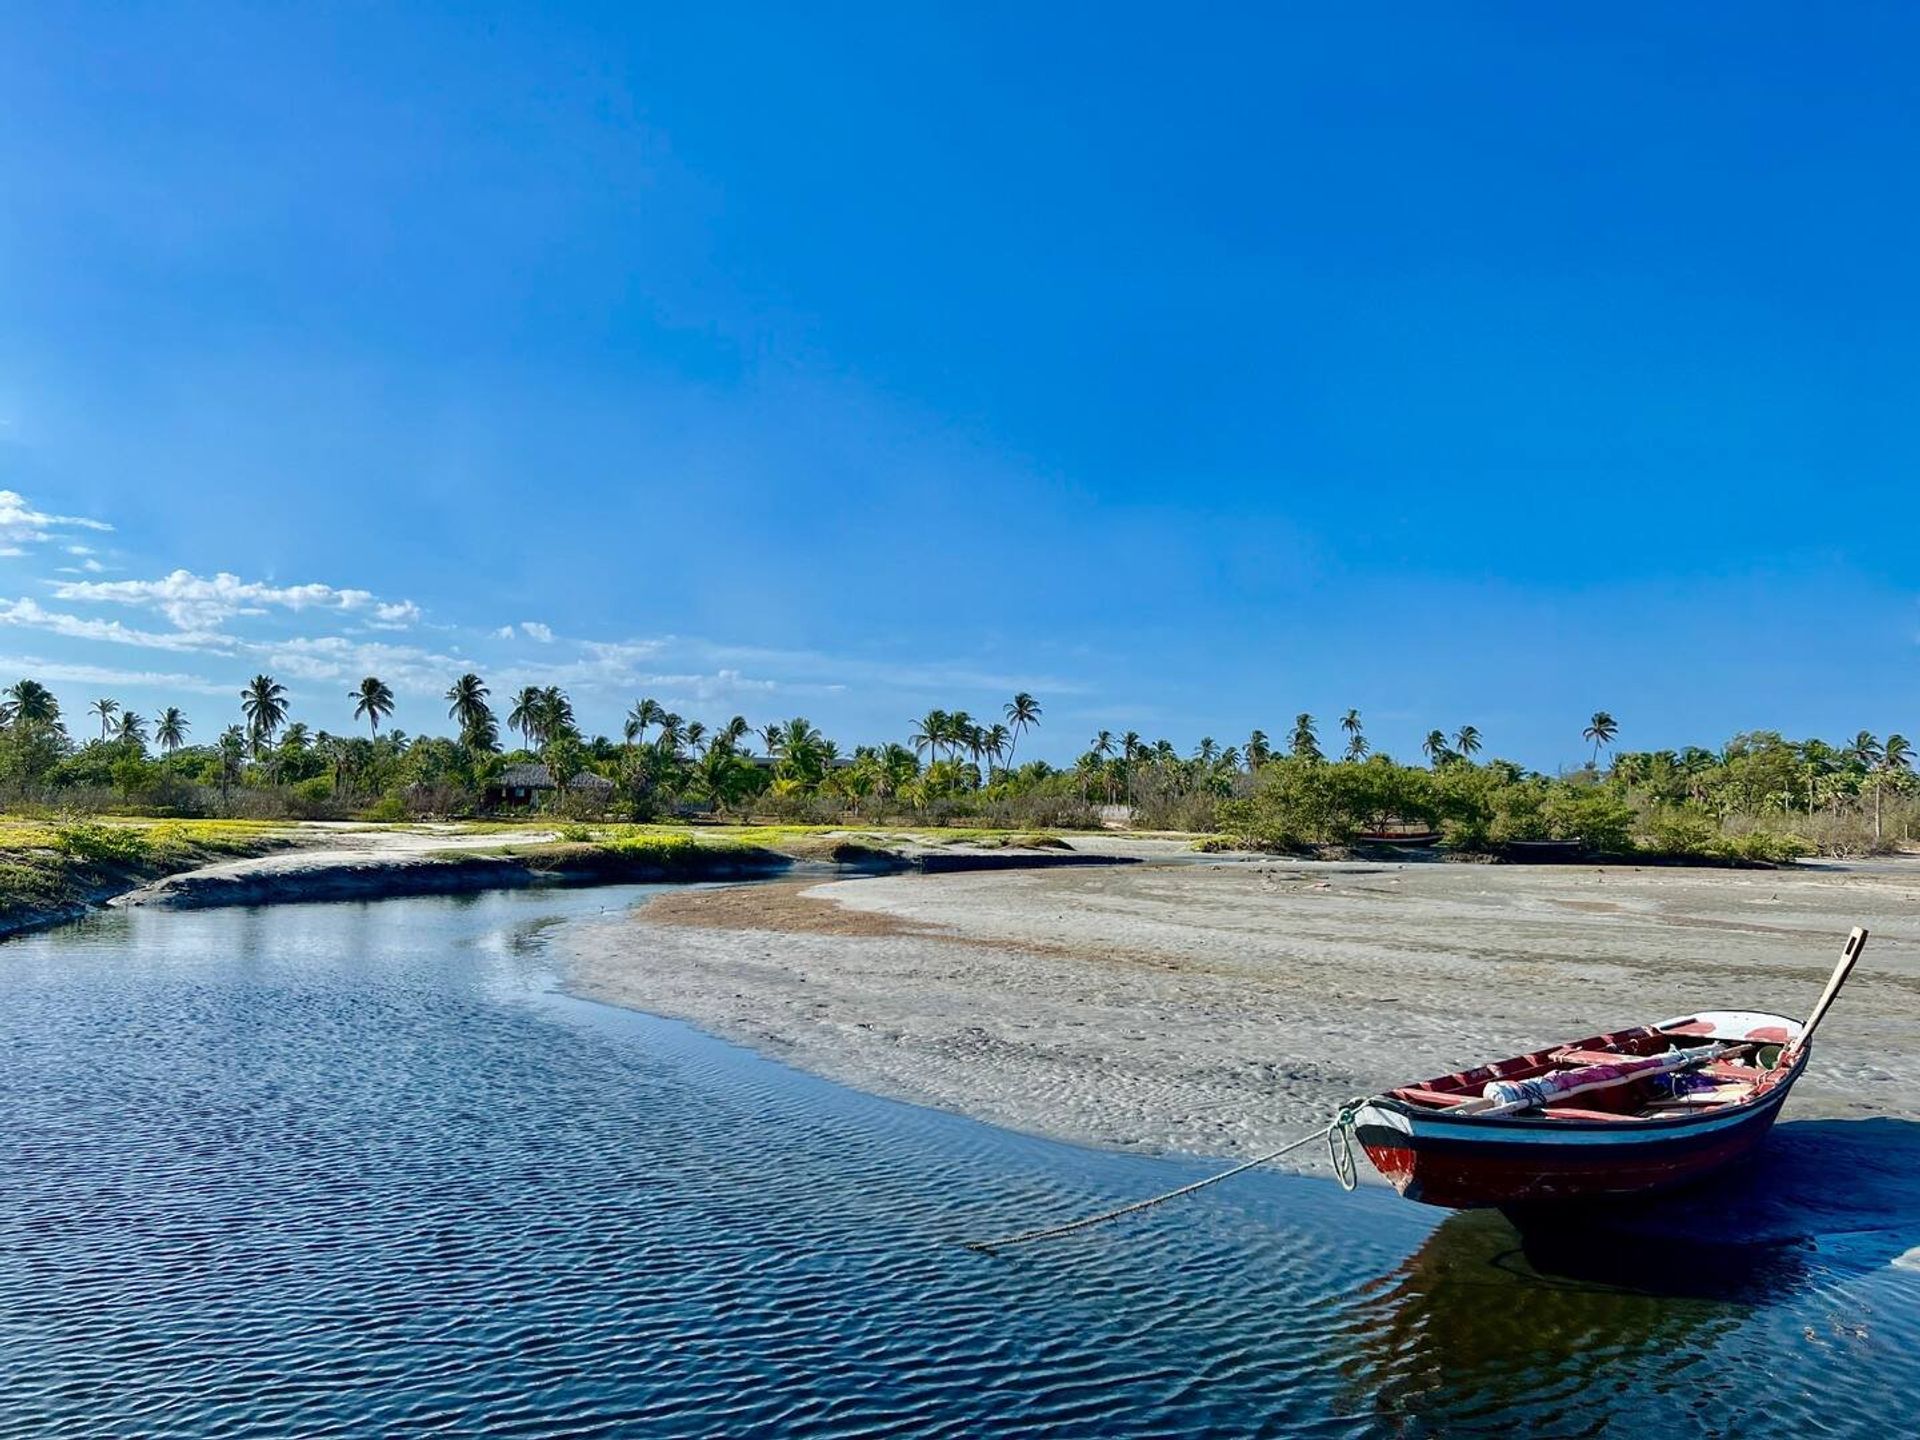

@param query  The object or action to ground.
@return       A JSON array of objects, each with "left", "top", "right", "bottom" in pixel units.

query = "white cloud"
[
  {"left": 255, "top": 635, "right": 467, "bottom": 693},
  {"left": 0, "top": 490, "right": 113, "bottom": 550},
  {"left": 0, "top": 596, "right": 234, "bottom": 653},
  {"left": 0, "top": 653, "right": 226, "bottom": 695},
  {"left": 520, "top": 621, "right": 554, "bottom": 643},
  {"left": 67, "top": 544, "right": 96, "bottom": 556},
  {"left": 50, "top": 568, "right": 422, "bottom": 630},
  {"left": 492, "top": 625, "right": 516, "bottom": 640}
]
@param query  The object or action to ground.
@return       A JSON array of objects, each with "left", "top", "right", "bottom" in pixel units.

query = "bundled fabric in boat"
[{"left": 1480, "top": 1045, "right": 1720, "bottom": 1111}]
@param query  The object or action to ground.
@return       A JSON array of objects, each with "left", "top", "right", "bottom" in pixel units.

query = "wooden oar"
[{"left": 1785, "top": 925, "right": 1869, "bottom": 1059}]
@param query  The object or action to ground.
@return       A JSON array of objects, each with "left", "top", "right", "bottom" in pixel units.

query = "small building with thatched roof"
[{"left": 488, "top": 763, "right": 615, "bottom": 809}]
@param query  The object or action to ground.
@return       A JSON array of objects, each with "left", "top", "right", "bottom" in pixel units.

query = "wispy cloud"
[
  {"left": 0, "top": 596, "right": 234, "bottom": 653},
  {"left": 51, "top": 568, "right": 421, "bottom": 630},
  {"left": 520, "top": 621, "right": 554, "bottom": 643},
  {"left": 0, "top": 489, "right": 113, "bottom": 551},
  {"left": 0, "top": 653, "right": 226, "bottom": 695}
]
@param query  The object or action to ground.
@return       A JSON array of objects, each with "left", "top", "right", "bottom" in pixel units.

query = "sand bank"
[{"left": 562, "top": 857, "right": 1920, "bottom": 1167}]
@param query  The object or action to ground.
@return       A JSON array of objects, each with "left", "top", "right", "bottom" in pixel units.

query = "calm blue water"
[{"left": 2, "top": 887, "right": 1917, "bottom": 1438}]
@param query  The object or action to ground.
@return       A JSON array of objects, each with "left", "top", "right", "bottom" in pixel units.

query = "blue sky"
[{"left": 3, "top": 4, "right": 1916, "bottom": 767}]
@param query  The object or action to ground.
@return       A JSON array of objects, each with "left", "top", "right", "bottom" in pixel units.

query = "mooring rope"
[{"left": 961, "top": 1100, "right": 1368, "bottom": 1254}]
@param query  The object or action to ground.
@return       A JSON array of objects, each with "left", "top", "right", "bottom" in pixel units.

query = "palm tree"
[
  {"left": 911, "top": 710, "right": 948, "bottom": 766},
  {"left": 2, "top": 678, "right": 61, "bottom": 731},
  {"left": 113, "top": 710, "right": 147, "bottom": 748},
  {"left": 155, "top": 707, "right": 189, "bottom": 765},
  {"left": 946, "top": 711, "right": 974, "bottom": 765},
  {"left": 1091, "top": 729, "right": 1116, "bottom": 759},
  {"left": 1345, "top": 731, "right": 1370, "bottom": 763},
  {"left": 537, "top": 687, "right": 576, "bottom": 744},
  {"left": 89, "top": 697, "right": 120, "bottom": 741},
  {"left": 1862, "top": 732, "right": 1911, "bottom": 845},
  {"left": 624, "top": 697, "right": 665, "bottom": 745},
  {"left": 1003, "top": 693, "right": 1041, "bottom": 770},
  {"left": 1423, "top": 729, "right": 1450, "bottom": 767},
  {"left": 351, "top": 676, "right": 396, "bottom": 737},
  {"left": 1340, "top": 709, "right": 1363, "bottom": 742},
  {"left": 216, "top": 725, "right": 247, "bottom": 811},
  {"left": 983, "top": 722, "right": 1011, "bottom": 778},
  {"left": 1291, "top": 713, "right": 1321, "bottom": 761},
  {"left": 240, "top": 674, "right": 289, "bottom": 756},
  {"left": 508, "top": 686, "right": 544, "bottom": 749},
  {"left": 1883, "top": 735, "right": 1914, "bottom": 844},
  {"left": 446, "top": 674, "right": 492, "bottom": 746},
  {"left": 1583, "top": 711, "right": 1619, "bottom": 769},
  {"left": 1194, "top": 736, "right": 1220, "bottom": 767},
  {"left": 1453, "top": 725, "right": 1482, "bottom": 760},
  {"left": 758, "top": 722, "right": 786, "bottom": 759},
  {"left": 1245, "top": 729, "right": 1271, "bottom": 770}
]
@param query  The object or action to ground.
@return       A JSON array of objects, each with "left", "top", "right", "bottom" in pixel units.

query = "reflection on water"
[{"left": 1, "top": 889, "right": 1916, "bottom": 1439}]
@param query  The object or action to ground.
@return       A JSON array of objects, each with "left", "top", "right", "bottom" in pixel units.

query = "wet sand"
[{"left": 563, "top": 857, "right": 1920, "bottom": 1168}]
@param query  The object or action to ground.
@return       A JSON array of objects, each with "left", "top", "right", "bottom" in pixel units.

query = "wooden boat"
[
  {"left": 1354, "top": 829, "right": 1443, "bottom": 847},
  {"left": 1350, "top": 928, "right": 1868, "bottom": 1210}
]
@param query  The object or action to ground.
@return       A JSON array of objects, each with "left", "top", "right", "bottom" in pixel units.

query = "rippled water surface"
[{"left": 3, "top": 888, "right": 1918, "bottom": 1437}]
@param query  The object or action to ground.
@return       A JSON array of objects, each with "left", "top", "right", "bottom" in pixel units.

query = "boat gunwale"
[{"left": 1366, "top": 1009, "right": 1810, "bottom": 1136}]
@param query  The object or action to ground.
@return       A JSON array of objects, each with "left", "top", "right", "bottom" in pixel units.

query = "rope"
[{"left": 961, "top": 1100, "right": 1368, "bottom": 1254}]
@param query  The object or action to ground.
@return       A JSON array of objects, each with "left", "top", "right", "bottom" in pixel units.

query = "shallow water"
[{"left": 1, "top": 888, "right": 1916, "bottom": 1438}]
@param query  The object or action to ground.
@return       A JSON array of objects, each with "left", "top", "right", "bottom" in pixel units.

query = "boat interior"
[{"left": 1389, "top": 1011, "right": 1803, "bottom": 1123}]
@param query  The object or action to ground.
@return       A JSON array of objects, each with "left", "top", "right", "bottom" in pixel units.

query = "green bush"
[
  {"left": 1642, "top": 806, "right": 1721, "bottom": 856},
  {"left": 1543, "top": 790, "right": 1637, "bottom": 853},
  {"left": 1718, "top": 830, "right": 1815, "bottom": 865},
  {"left": 50, "top": 822, "right": 153, "bottom": 865}
]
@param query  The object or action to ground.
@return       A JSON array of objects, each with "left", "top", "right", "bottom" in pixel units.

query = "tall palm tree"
[
  {"left": 946, "top": 711, "right": 974, "bottom": 765},
  {"left": 1194, "top": 736, "right": 1220, "bottom": 766},
  {"left": 911, "top": 710, "right": 948, "bottom": 765},
  {"left": 154, "top": 707, "right": 189, "bottom": 765},
  {"left": 983, "top": 722, "right": 1011, "bottom": 778},
  {"left": 1091, "top": 729, "right": 1116, "bottom": 759},
  {"left": 1423, "top": 729, "right": 1450, "bottom": 767},
  {"left": 1871, "top": 733, "right": 1911, "bottom": 844},
  {"left": 1003, "top": 693, "right": 1041, "bottom": 770},
  {"left": 113, "top": 710, "right": 147, "bottom": 748},
  {"left": 216, "top": 725, "right": 247, "bottom": 811},
  {"left": 537, "top": 687, "right": 575, "bottom": 744},
  {"left": 1345, "top": 731, "right": 1370, "bottom": 763},
  {"left": 89, "top": 697, "right": 120, "bottom": 741},
  {"left": 351, "top": 676, "right": 396, "bottom": 737},
  {"left": 1290, "top": 713, "right": 1321, "bottom": 761},
  {"left": 1583, "top": 711, "right": 1619, "bottom": 769},
  {"left": 240, "top": 674, "right": 289, "bottom": 756},
  {"left": 1245, "top": 729, "right": 1271, "bottom": 770},
  {"left": 1453, "top": 725, "right": 1482, "bottom": 759},
  {"left": 624, "top": 697, "right": 665, "bottom": 745},
  {"left": 508, "top": 686, "right": 544, "bottom": 749},
  {"left": 1341, "top": 709, "right": 1363, "bottom": 741},
  {"left": 758, "top": 722, "right": 786, "bottom": 759},
  {"left": 1121, "top": 731, "right": 1145, "bottom": 764},
  {"left": 446, "top": 673, "right": 492, "bottom": 745}
]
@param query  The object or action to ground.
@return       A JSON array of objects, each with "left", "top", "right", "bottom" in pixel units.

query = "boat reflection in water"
[{"left": 1332, "top": 1118, "right": 1920, "bottom": 1436}]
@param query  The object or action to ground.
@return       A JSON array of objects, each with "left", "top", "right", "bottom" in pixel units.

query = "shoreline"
[
  {"left": 1, "top": 821, "right": 1162, "bottom": 941},
  {"left": 560, "top": 857, "right": 1920, "bottom": 1169}
]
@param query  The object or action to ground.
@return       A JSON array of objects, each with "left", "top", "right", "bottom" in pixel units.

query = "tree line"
[{"left": 1, "top": 675, "right": 1913, "bottom": 854}]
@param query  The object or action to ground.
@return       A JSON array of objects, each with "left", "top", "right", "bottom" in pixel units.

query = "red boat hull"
[{"left": 1353, "top": 1039, "right": 1808, "bottom": 1209}]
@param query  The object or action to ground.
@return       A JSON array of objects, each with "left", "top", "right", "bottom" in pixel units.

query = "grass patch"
[{"left": 0, "top": 814, "right": 291, "bottom": 933}]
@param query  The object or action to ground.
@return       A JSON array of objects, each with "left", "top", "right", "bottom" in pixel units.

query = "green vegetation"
[
  {"left": 0, "top": 817, "right": 289, "bottom": 934},
  {"left": 2, "top": 672, "right": 1915, "bottom": 863}
]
